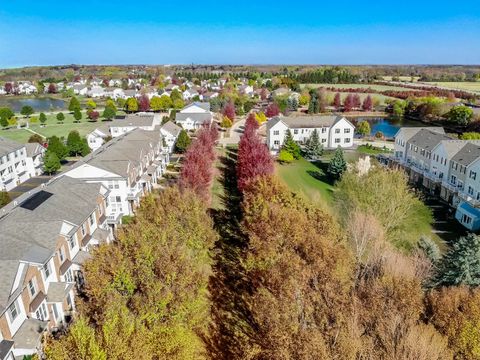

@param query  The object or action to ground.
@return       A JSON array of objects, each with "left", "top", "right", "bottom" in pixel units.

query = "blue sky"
[{"left": 0, "top": 0, "right": 479, "bottom": 67}]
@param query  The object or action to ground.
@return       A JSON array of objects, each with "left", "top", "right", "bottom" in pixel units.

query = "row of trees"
[{"left": 43, "top": 131, "right": 90, "bottom": 174}]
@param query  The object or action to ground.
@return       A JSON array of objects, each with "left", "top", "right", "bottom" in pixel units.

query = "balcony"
[
  {"left": 423, "top": 170, "right": 441, "bottom": 183},
  {"left": 107, "top": 212, "right": 123, "bottom": 224},
  {"left": 457, "top": 192, "right": 480, "bottom": 207},
  {"left": 442, "top": 181, "right": 460, "bottom": 194},
  {"left": 127, "top": 187, "right": 142, "bottom": 200}
]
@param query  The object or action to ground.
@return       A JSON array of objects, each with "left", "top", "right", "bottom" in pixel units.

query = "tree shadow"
[
  {"left": 308, "top": 160, "right": 335, "bottom": 186},
  {"left": 204, "top": 148, "right": 257, "bottom": 360}
]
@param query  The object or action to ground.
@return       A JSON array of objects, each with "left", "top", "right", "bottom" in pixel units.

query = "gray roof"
[
  {"left": 175, "top": 112, "right": 212, "bottom": 124},
  {"left": 47, "top": 282, "right": 73, "bottom": 303},
  {"left": 25, "top": 143, "right": 45, "bottom": 157},
  {"left": 182, "top": 102, "right": 210, "bottom": 112},
  {"left": 161, "top": 121, "right": 182, "bottom": 137},
  {"left": 435, "top": 140, "right": 479, "bottom": 159},
  {"left": 407, "top": 129, "right": 452, "bottom": 151},
  {"left": 110, "top": 113, "right": 156, "bottom": 127},
  {"left": 268, "top": 115, "right": 349, "bottom": 130},
  {"left": 12, "top": 318, "right": 47, "bottom": 350},
  {"left": 0, "top": 339, "right": 14, "bottom": 360},
  {"left": 451, "top": 143, "right": 480, "bottom": 166},
  {"left": 394, "top": 127, "right": 444, "bottom": 140},
  {"left": 0, "top": 137, "right": 23, "bottom": 157}
]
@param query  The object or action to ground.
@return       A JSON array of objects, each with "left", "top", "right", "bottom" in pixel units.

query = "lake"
[
  {"left": 0, "top": 97, "right": 66, "bottom": 113},
  {"left": 351, "top": 117, "right": 425, "bottom": 138}
]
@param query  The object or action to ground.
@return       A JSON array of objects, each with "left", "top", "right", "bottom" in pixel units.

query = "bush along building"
[{"left": 391, "top": 126, "right": 480, "bottom": 231}]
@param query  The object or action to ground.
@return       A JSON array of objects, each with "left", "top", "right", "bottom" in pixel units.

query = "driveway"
[
  {"left": 8, "top": 175, "right": 53, "bottom": 200},
  {"left": 218, "top": 117, "right": 246, "bottom": 146}
]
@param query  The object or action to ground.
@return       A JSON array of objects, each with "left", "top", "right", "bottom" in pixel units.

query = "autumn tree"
[
  {"left": 362, "top": 95, "right": 373, "bottom": 111},
  {"left": 222, "top": 102, "right": 236, "bottom": 121},
  {"left": 333, "top": 92, "right": 342, "bottom": 109},
  {"left": 265, "top": 102, "right": 280, "bottom": 117},
  {"left": 125, "top": 97, "right": 139, "bottom": 112},
  {"left": 344, "top": 94, "right": 355, "bottom": 112},
  {"left": 138, "top": 94, "right": 150, "bottom": 112},
  {"left": 356, "top": 121, "right": 371, "bottom": 136}
]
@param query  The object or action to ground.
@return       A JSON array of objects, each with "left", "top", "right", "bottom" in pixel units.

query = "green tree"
[
  {"left": 125, "top": 97, "right": 138, "bottom": 112},
  {"left": 460, "top": 132, "right": 480, "bottom": 140},
  {"left": 277, "top": 149, "right": 294, "bottom": 163},
  {"left": 20, "top": 105, "right": 34, "bottom": 117},
  {"left": 159, "top": 95, "right": 173, "bottom": 110},
  {"left": 303, "top": 129, "right": 324, "bottom": 160},
  {"left": 56, "top": 112, "right": 65, "bottom": 123},
  {"left": 80, "top": 138, "right": 91, "bottom": 156},
  {"left": 220, "top": 116, "right": 233, "bottom": 128},
  {"left": 447, "top": 105, "right": 474, "bottom": 126},
  {"left": 356, "top": 121, "right": 371, "bottom": 137},
  {"left": 47, "top": 135, "right": 68, "bottom": 160},
  {"left": 66, "top": 130, "right": 84, "bottom": 156},
  {"left": 86, "top": 99, "right": 97, "bottom": 110},
  {"left": 173, "top": 98, "right": 185, "bottom": 110},
  {"left": 281, "top": 130, "right": 301, "bottom": 159},
  {"left": 116, "top": 98, "right": 126, "bottom": 109},
  {"left": 149, "top": 96, "right": 162, "bottom": 112},
  {"left": 102, "top": 106, "right": 116, "bottom": 121},
  {"left": 39, "top": 112, "right": 47, "bottom": 125},
  {"left": 28, "top": 134, "right": 44, "bottom": 143},
  {"left": 105, "top": 99, "right": 117, "bottom": 112},
  {"left": 73, "top": 108, "right": 82, "bottom": 122},
  {"left": 174, "top": 129, "right": 191, "bottom": 153},
  {"left": 170, "top": 88, "right": 182, "bottom": 102},
  {"left": 68, "top": 97, "right": 81, "bottom": 112},
  {"left": 0, "top": 191, "right": 11, "bottom": 207},
  {"left": 43, "top": 150, "right": 61, "bottom": 174},
  {"left": 392, "top": 100, "right": 407, "bottom": 118},
  {"left": 0, "top": 107, "right": 14, "bottom": 128},
  {"left": 327, "top": 147, "right": 347, "bottom": 180},
  {"left": 434, "top": 234, "right": 480, "bottom": 287}
]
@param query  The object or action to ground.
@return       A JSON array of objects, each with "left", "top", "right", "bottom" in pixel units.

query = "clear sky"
[{"left": 0, "top": 0, "right": 479, "bottom": 68}]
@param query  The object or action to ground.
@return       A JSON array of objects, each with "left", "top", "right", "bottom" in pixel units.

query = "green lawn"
[
  {"left": 356, "top": 144, "right": 393, "bottom": 155},
  {"left": 301, "top": 83, "right": 408, "bottom": 91},
  {"left": 276, "top": 157, "right": 335, "bottom": 207},
  {"left": 421, "top": 81, "right": 480, "bottom": 93}
]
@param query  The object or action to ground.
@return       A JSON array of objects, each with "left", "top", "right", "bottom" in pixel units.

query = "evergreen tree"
[
  {"left": 418, "top": 235, "right": 441, "bottom": 265},
  {"left": 327, "top": 147, "right": 347, "bottom": 180},
  {"left": 174, "top": 129, "right": 191, "bottom": 153},
  {"left": 282, "top": 130, "right": 301, "bottom": 159},
  {"left": 304, "top": 129, "right": 324, "bottom": 160},
  {"left": 73, "top": 108, "right": 82, "bottom": 122},
  {"left": 102, "top": 106, "right": 116, "bottom": 121},
  {"left": 68, "top": 97, "right": 81, "bottom": 112},
  {"left": 434, "top": 233, "right": 480, "bottom": 287},
  {"left": 43, "top": 150, "right": 61, "bottom": 174}
]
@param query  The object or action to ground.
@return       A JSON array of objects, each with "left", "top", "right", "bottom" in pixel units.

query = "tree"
[
  {"left": 170, "top": 88, "right": 182, "bottom": 102},
  {"left": 56, "top": 112, "right": 65, "bottom": 123},
  {"left": 47, "top": 135, "right": 68, "bottom": 160},
  {"left": 433, "top": 234, "right": 480, "bottom": 287},
  {"left": 281, "top": 130, "right": 301, "bottom": 159},
  {"left": 174, "top": 129, "right": 191, "bottom": 153},
  {"left": 447, "top": 105, "right": 474, "bottom": 126},
  {"left": 333, "top": 92, "right": 342, "bottom": 109},
  {"left": 362, "top": 95, "right": 373, "bottom": 111},
  {"left": 86, "top": 99, "right": 97, "bottom": 110},
  {"left": 418, "top": 235, "right": 441, "bottom": 265},
  {"left": 159, "top": 95, "right": 173, "bottom": 110},
  {"left": 265, "top": 102, "right": 280, "bottom": 117},
  {"left": 255, "top": 111, "right": 267, "bottom": 125},
  {"left": 460, "top": 132, "right": 480, "bottom": 140},
  {"left": 303, "top": 129, "right": 323, "bottom": 160},
  {"left": 344, "top": 94, "right": 355, "bottom": 112},
  {"left": 125, "top": 97, "right": 138, "bottom": 113},
  {"left": 66, "top": 130, "right": 84, "bottom": 156},
  {"left": 0, "top": 191, "right": 11, "bottom": 207},
  {"left": 138, "top": 95, "right": 150, "bottom": 112},
  {"left": 392, "top": 100, "right": 407, "bottom": 118},
  {"left": 73, "top": 108, "right": 82, "bottom": 122},
  {"left": 105, "top": 99, "right": 117, "bottom": 112},
  {"left": 173, "top": 98, "right": 184, "bottom": 110},
  {"left": 68, "top": 97, "right": 81, "bottom": 112},
  {"left": 87, "top": 110, "right": 100, "bottom": 121},
  {"left": 149, "top": 96, "right": 162, "bottom": 112},
  {"left": 223, "top": 102, "right": 236, "bottom": 121},
  {"left": 20, "top": 105, "right": 34, "bottom": 117},
  {"left": 220, "top": 116, "right": 233, "bottom": 128},
  {"left": 4, "top": 82, "right": 13, "bottom": 94},
  {"left": 353, "top": 94, "right": 361, "bottom": 109},
  {"left": 48, "top": 83, "right": 57, "bottom": 94},
  {"left": 356, "top": 121, "right": 371, "bottom": 136},
  {"left": 327, "top": 147, "right": 347, "bottom": 180},
  {"left": 102, "top": 107, "right": 116, "bottom": 121},
  {"left": 28, "top": 134, "right": 44, "bottom": 143},
  {"left": 277, "top": 149, "right": 294, "bottom": 163},
  {"left": 0, "top": 107, "right": 14, "bottom": 128},
  {"left": 39, "top": 112, "right": 47, "bottom": 125},
  {"left": 43, "top": 151, "right": 61, "bottom": 174}
]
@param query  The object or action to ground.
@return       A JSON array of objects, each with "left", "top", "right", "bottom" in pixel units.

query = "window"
[
  {"left": 65, "top": 269, "right": 74, "bottom": 283},
  {"left": 344, "top": 138, "right": 351, "bottom": 143},
  {"left": 116, "top": 196, "right": 121, "bottom": 203},
  {"left": 470, "top": 171, "right": 477, "bottom": 180},
  {"left": 335, "top": 138, "right": 341, "bottom": 143},
  {"left": 81, "top": 224, "right": 86, "bottom": 236},
  {"left": 114, "top": 181, "right": 119, "bottom": 189},
  {"left": 462, "top": 214, "right": 472, "bottom": 225},
  {"left": 293, "top": 129, "right": 298, "bottom": 135},
  {"left": 108, "top": 181, "right": 114, "bottom": 189},
  {"left": 468, "top": 186, "right": 474, "bottom": 196},
  {"left": 68, "top": 235, "right": 76, "bottom": 249},
  {"left": 28, "top": 278, "right": 36, "bottom": 297},
  {"left": 52, "top": 303, "right": 59, "bottom": 320},
  {"left": 59, "top": 246, "right": 65, "bottom": 263},
  {"left": 335, "top": 129, "right": 340, "bottom": 134},
  {"left": 35, "top": 303, "right": 47, "bottom": 321},
  {"left": 321, "top": 139, "right": 326, "bottom": 143},
  {"left": 321, "top": 128, "right": 326, "bottom": 133},
  {"left": 274, "top": 140, "right": 280, "bottom": 145},
  {"left": 450, "top": 175, "right": 457, "bottom": 185},
  {"left": 8, "top": 301, "right": 18, "bottom": 321},
  {"left": 344, "top": 128, "right": 350, "bottom": 133},
  {"left": 43, "top": 262, "right": 51, "bottom": 278},
  {"left": 89, "top": 214, "right": 95, "bottom": 226}
]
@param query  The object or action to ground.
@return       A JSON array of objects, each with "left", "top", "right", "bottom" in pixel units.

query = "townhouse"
[
  {"left": 160, "top": 121, "right": 182, "bottom": 153},
  {"left": 175, "top": 102, "right": 213, "bottom": 131},
  {"left": 64, "top": 129, "right": 168, "bottom": 228},
  {"left": 266, "top": 115, "right": 355, "bottom": 152},
  {"left": 0, "top": 137, "right": 43, "bottom": 192},
  {"left": 393, "top": 127, "right": 480, "bottom": 231},
  {"left": 0, "top": 176, "right": 112, "bottom": 359}
]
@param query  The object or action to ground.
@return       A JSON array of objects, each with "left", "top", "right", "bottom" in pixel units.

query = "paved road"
[{"left": 218, "top": 117, "right": 246, "bottom": 146}]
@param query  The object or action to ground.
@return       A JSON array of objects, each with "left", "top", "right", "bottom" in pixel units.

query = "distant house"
[
  {"left": 175, "top": 102, "right": 213, "bottom": 131},
  {"left": 238, "top": 84, "right": 254, "bottom": 97},
  {"left": 25, "top": 143, "right": 46, "bottom": 176},
  {"left": 72, "top": 84, "right": 88, "bottom": 96},
  {"left": 202, "top": 91, "right": 219, "bottom": 101},
  {"left": 271, "top": 88, "right": 290, "bottom": 98},
  {"left": 183, "top": 88, "right": 200, "bottom": 101},
  {"left": 266, "top": 115, "right": 355, "bottom": 152},
  {"left": 88, "top": 86, "right": 105, "bottom": 98},
  {"left": 160, "top": 121, "right": 182, "bottom": 153}
]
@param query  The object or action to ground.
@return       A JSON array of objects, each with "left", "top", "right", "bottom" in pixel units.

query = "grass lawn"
[
  {"left": 382, "top": 76, "right": 420, "bottom": 82},
  {"left": 276, "top": 157, "right": 335, "bottom": 207},
  {"left": 301, "top": 83, "right": 409, "bottom": 92},
  {"left": 356, "top": 144, "right": 392, "bottom": 155},
  {"left": 421, "top": 81, "right": 480, "bottom": 93}
]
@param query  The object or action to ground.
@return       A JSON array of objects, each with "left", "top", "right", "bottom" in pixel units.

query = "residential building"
[
  {"left": 175, "top": 102, "right": 213, "bottom": 131},
  {"left": 24, "top": 143, "right": 46, "bottom": 177},
  {"left": 160, "top": 121, "right": 182, "bottom": 153},
  {"left": 266, "top": 115, "right": 355, "bottom": 152},
  {"left": 0, "top": 176, "right": 112, "bottom": 358}
]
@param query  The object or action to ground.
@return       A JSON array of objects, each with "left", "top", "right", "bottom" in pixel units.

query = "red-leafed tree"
[
  {"left": 362, "top": 95, "right": 373, "bottom": 111},
  {"left": 180, "top": 125, "right": 219, "bottom": 202},
  {"left": 333, "top": 92, "right": 341, "bottom": 109},
  {"left": 48, "top": 83, "right": 57, "bottom": 94},
  {"left": 260, "top": 88, "right": 269, "bottom": 100},
  {"left": 237, "top": 116, "right": 274, "bottom": 191},
  {"left": 138, "top": 94, "right": 150, "bottom": 112},
  {"left": 4, "top": 83, "right": 13, "bottom": 94},
  {"left": 353, "top": 94, "right": 361, "bottom": 109},
  {"left": 343, "top": 94, "right": 354, "bottom": 112},
  {"left": 265, "top": 103, "right": 280, "bottom": 118},
  {"left": 223, "top": 102, "right": 236, "bottom": 121}
]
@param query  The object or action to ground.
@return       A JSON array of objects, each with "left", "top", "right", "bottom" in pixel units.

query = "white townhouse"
[
  {"left": 72, "top": 85, "right": 88, "bottom": 96},
  {"left": 24, "top": 143, "right": 46, "bottom": 177},
  {"left": 266, "top": 115, "right": 355, "bottom": 152},
  {"left": 0, "top": 137, "right": 41, "bottom": 192},
  {"left": 175, "top": 102, "right": 213, "bottom": 131},
  {"left": 88, "top": 86, "right": 105, "bottom": 98},
  {"left": 160, "top": 121, "right": 182, "bottom": 153},
  {"left": 64, "top": 129, "right": 168, "bottom": 228}
]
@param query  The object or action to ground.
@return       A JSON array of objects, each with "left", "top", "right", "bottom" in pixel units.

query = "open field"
[
  {"left": 301, "top": 83, "right": 408, "bottom": 91},
  {"left": 419, "top": 81, "right": 480, "bottom": 93},
  {"left": 382, "top": 76, "right": 420, "bottom": 82}
]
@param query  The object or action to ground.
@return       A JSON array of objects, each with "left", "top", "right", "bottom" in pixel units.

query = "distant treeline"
[{"left": 289, "top": 67, "right": 361, "bottom": 84}]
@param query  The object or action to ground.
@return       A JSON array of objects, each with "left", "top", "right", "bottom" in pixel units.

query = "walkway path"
[{"left": 218, "top": 117, "right": 246, "bottom": 146}]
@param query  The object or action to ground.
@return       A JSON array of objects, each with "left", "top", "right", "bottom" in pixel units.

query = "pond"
[
  {"left": 351, "top": 117, "right": 425, "bottom": 138},
  {"left": 0, "top": 97, "right": 66, "bottom": 113}
]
